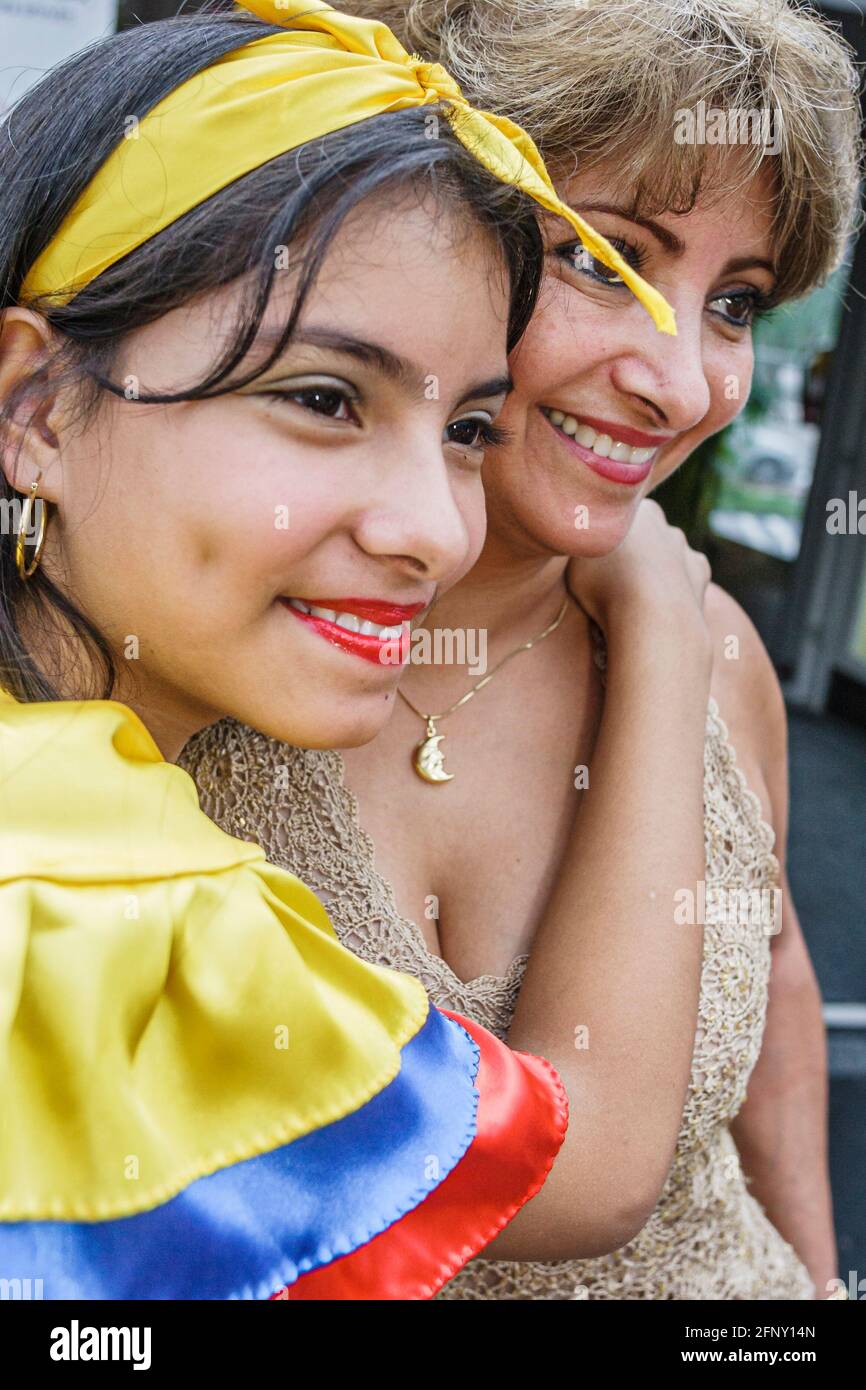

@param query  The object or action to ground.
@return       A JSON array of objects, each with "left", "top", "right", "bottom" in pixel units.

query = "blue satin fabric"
[{"left": 0, "top": 1008, "right": 480, "bottom": 1299}]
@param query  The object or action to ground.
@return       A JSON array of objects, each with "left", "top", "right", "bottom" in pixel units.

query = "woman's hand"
[{"left": 567, "top": 498, "right": 712, "bottom": 639}]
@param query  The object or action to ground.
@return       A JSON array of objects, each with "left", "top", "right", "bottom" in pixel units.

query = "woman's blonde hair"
[{"left": 354, "top": 0, "right": 863, "bottom": 302}]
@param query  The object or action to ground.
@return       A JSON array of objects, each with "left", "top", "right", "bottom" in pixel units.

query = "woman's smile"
[{"left": 539, "top": 407, "right": 673, "bottom": 486}]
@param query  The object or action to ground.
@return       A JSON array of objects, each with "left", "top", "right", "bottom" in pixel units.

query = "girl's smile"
[{"left": 280, "top": 596, "right": 427, "bottom": 665}]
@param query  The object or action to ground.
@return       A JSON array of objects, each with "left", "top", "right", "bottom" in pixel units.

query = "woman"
[
  {"left": 0, "top": 0, "right": 678, "bottom": 1300},
  {"left": 183, "top": 0, "right": 861, "bottom": 1297}
]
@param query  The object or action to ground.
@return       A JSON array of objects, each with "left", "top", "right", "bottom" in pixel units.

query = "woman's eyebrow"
[
  {"left": 570, "top": 205, "right": 775, "bottom": 281},
  {"left": 719, "top": 254, "right": 776, "bottom": 279},
  {"left": 576, "top": 201, "right": 686, "bottom": 256},
  {"left": 260, "top": 326, "right": 511, "bottom": 404}
]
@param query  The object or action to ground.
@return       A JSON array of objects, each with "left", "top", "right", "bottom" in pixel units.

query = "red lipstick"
[
  {"left": 298, "top": 597, "right": 427, "bottom": 624},
  {"left": 279, "top": 596, "right": 426, "bottom": 666}
]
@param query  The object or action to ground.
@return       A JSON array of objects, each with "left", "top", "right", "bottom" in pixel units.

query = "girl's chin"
[{"left": 246, "top": 690, "right": 397, "bottom": 752}]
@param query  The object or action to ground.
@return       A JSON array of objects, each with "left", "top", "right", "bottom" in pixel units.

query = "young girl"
[
  {"left": 185, "top": 0, "right": 861, "bottom": 1297},
  {"left": 0, "top": 0, "right": 675, "bottom": 1300}
]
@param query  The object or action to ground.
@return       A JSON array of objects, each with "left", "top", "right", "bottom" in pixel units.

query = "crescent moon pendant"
[{"left": 413, "top": 727, "right": 454, "bottom": 784}]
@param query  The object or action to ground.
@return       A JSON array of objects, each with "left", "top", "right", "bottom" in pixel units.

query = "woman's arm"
[
  {"left": 712, "top": 588, "right": 837, "bottom": 1297},
  {"left": 487, "top": 502, "right": 712, "bottom": 1261}
]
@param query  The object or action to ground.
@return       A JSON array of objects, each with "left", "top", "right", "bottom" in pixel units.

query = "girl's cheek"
[{"left": 442, "top": 478, "right": 487, "bottom": 589}]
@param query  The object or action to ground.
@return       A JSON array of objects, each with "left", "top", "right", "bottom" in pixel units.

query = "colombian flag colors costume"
[{"left": 0, "top": 689, "right": 567, "bottom": 1298}]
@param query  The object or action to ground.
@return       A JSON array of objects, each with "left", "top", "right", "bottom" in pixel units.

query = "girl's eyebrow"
[
  {"left": 291, "top": 327, "right": 424, "bottom": 387},
  {"left": 455, "top": 375, "right": 513, "bottom": 407},
  {"left": 260, "top": 325, "right": 512, "bottom": 405},
  {"left": 255, "top": 325, "right": 420, "bottom": 386}
]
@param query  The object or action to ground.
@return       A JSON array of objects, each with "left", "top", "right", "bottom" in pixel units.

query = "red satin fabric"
[{"left": 281, "top": 1008, "right": 568, "bottom": 1300}]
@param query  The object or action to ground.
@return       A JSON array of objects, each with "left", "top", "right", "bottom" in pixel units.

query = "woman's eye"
[
  {"left": 265, "top": 385, "right": 357, "bottom": 421},
  {"left": 555, "top": 236, "right": 647, "bottom": 287},
  {"left": 568, "top": 246, "right": 626, "bottom": 285},
  {"left": 708, "top": 290, "right": 766, "bottom": 328}
]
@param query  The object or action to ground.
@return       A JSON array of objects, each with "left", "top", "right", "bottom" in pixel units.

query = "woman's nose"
[{"left": 611, "top": 306, "right": 712, "bottom": 432}]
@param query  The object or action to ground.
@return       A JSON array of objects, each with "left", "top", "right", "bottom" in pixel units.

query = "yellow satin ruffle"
[{"left": 0, "top": 688, "right": 428, "bottom": 1220}]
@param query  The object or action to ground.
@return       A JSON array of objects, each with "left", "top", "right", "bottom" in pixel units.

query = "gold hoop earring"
[{"left": 15, "top": 474, "right": 48, "bottom": 581}]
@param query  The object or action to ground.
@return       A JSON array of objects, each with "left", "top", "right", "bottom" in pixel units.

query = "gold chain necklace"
[{"left": 397, "top": 592, "right": 570, "bottom": 784}]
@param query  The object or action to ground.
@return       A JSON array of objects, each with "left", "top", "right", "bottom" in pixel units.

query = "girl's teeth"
[
  {"left": 545, "top": 410, "right": 658, "bottom": 466},
  {"left": 287, "top": 599, "right": 404, "bottom": 641}
]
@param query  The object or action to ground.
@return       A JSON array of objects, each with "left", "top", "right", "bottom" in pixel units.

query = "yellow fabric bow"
[
  {"left": 20, "top": 0, "right": 675, "bottom": 334},
  {"left": 0, "top": 686, "right": 430, "bottom": 1218}
]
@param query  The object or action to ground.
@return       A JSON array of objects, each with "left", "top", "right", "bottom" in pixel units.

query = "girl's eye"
[
  {"left": 265, "top": 384, "right": 358, "bottom": 421},
  {"left": 445, "top": 416, "right": 511, "bottom": 452},
  {"left": 555, "top": 235, "right": 647, "bottom": 287},
  {"left": 708, "top": 289, "right": 771, "bottom": 329}
]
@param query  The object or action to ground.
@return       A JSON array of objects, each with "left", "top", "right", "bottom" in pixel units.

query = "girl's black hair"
[{"left": 0, "top": 11, "right": 543, "bottom": 703}]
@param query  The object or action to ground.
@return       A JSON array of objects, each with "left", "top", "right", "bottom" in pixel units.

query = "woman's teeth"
[
  {"left": 287, "top": 599, "right": 404, "bottom": 641},
  {"left": 545, "top": 409, "right": 656, "bottom": 465}
]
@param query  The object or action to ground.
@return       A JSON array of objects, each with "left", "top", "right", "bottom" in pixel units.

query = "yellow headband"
[{"left": 20, "top": 0, "right": 675, "bottom": 334}]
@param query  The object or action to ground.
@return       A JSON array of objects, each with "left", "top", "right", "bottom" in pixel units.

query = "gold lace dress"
[{"left": 179, "top": 691, "right": 815, "bottom": 1300}]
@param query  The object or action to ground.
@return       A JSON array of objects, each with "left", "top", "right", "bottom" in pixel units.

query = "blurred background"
[{"left": 2, "top": 0, "right": 864, "bottom": 1291}]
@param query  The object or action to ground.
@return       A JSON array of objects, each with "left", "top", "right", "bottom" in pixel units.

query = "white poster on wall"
[{"left": 0, "top": 0, "right": 117, "bottom": 117}]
